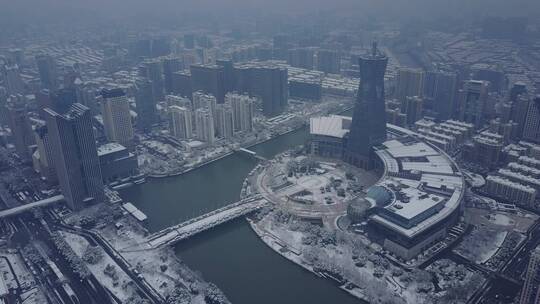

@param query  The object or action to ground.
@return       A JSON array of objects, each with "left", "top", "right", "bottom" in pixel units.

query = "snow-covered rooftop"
[{"left": 309, "top": 115, "right": 351, "bottom": 139}]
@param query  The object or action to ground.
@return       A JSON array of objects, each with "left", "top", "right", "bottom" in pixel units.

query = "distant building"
[
  {"left": 395, "top": 68, "right": 424, "bottom": 104},
  {"left": 424, "top": 71, "right": 457, "bottom": 121},
  {"left": 190, "top": 64, "right": 226, "bottom": 104},
  {"left": 520, "top": 245, "right": 540, "bottom": 304},
  {"left": 162, "top": 57, "right": 183, "bottom": 94},
  {"left": 316, "top": 49, "right": 341, "bottom": 74},
  {"left": 97, "top": 143, "right": 138, "bottom": 184},
  {"left": 169, "top": 106, "right": 193, "bottom": 139},
  {"left": 171, "top": 71, "right": 192, "bottom": 98},
  {"left": 485, "top": 175, "right": 536, "bottom": 207},
  {"left": 401, "top": 96, "right": 424, "bottom": 125},
  {"left": 195, "top": 108, "right": 214, "bottom": 145},
  {"left": 45, "top": 103, "right": 104, "bottom": 210},
  {"left": 463, "top": 131, "right": 504, "bottom": 169},
  {"left": 344, "top": 43, "right": 388, "bottom": 170},
  {"left": 288, "top": 48, "right": 315, "bottom": 70},
  {"left": 101, "top": 88, "right": 134, "bottom": 148},
  {"left": 457, "top": 80, "right": 490, "bottom": 128},
  {"left": 523, "top": 96, "right": 540, "bottom": 143},
  {"left": 139, "top": 59, "right": 164, "bottom": 102},
  {"left": 134, "top": 78, "right": 157, "bottom": 132},
  {"left": 35, "top": 54, "right": 58, "bottom": 90},
  {"left": 33, "top": 125, "right": 57, "bottom": 183},
  {"left": 7, "top": 96, "right": 35, "bottom": 160},
  {"left": 250, "top": 67, "right": 288, "bottom": 117},
  {"left": 2, "top": 65, "right": 24, "bottom": 95}
]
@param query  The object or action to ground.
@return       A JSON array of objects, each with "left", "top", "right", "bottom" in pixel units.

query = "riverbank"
[{"left": 247, "top": 217, "right": 371, "bottom": 303}]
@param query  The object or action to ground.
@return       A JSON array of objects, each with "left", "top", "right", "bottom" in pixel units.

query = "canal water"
[{"left": 121, "top": 116, "right": 364, "bottom": 304}]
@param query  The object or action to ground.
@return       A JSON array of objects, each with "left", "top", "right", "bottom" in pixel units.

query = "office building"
[
  {"left": 33, "top": 125, "right": 57, "bottom": 183},
  {"left": 97, "top": 143, "right": 139, "bottom": 184},
  {"left": 184, "top": 34, "right": 195, "bottom": 49},
  {"left": 251, "top": 67, "right": 288, "bottom": 117},
  {"left": 396, "top": 68, "right": 424, "bottom": 103},
  {"left": 424, "top": 71, "right": 457, "bottom": 121},
  {"left": 344, "top": 43, "right": 388, "bottom": 169},
  {"left": 7, "top": 96, "right": 35, "bottom": 160},
  {"left": 288, "top": 48, "right": 315, "bottom": 70},
  {"left": 134, "top": 78, "right": 157, "bottom": 132},
  {"left": 519, "top": 246, "right": 540, "bottom": 304},
  {"left": 195, "top": 108, "right": 214, "bottom": 145},
  {"left": 2, "top": 65, "right": 24, "bottom": 95},
  {"left": 316, "top": 50, "right": 341, "bottom": 74},
  {"left": 172, "top": 71, "right": 192, "bottom": 98},
  {"left": 100, "top": 89, "right": 134, "bottom": 148},
  {"left": 162, "top": 57, "right": 183, "bottom": 94},
  {"left": 139, "top": 59, "right": 164, "bottom": 102},
  {"left": 523, "top": 96, "right": 540, "bottom": 143},
  {"left": 35, "top": 54, "right": 58, "bottom": 90},
  {"left": 190, "top": 64, "right": 226, "bottom": 104},
  {"left": 216, "top": 59, "right": 235, "bottom": 94},
  {"left": 458, "top": 80, "right": 490, "bottom": 128},
  {"left": 45, "top": 103, "right": 104, "bottom": 210},
  {"left": 169, "top": 106, "right": 193, "bottom": 139}
]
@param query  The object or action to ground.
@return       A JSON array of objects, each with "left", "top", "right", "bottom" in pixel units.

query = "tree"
[{"left": 82, "top": 245, "right": 104, "bottom": 264}]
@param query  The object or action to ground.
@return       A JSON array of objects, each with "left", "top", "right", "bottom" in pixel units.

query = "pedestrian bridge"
[
  {"left": 0, "top": 195, "right": 65, "bottom": 218},
  {"left": 146, "top": 195, "right": 269, "bottom": 248}
]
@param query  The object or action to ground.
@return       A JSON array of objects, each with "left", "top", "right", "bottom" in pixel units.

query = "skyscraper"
[
  {"left": 288, "top": 48, "right": 315, "bottom": 70},
  {"left": 249, "top": 67, "right": 288, "bottom": 117},
  {"left": 135, "top": 78, "right": 157, "bottom": 132},
  {"left": 34, "top": 125, "right": 57, "bottom": 183},
  {"left": 190, "top": 64, "right": 226, "bottom": 104},
  {"left": 45, "top": 103, "right": 104, "bottom": 210},
  {"left": 195, "top": 108, "right": 214, "bottom": 145},
  {"left": 35, "top": 54, "right": 58, "bottom": 90},
  {"left": 401, "top": 96, "right": 424, "bottom": 125},
  {"left": 345, "top": 43, "right": 388, "bottom": 170},
  {"left": 101, "top": 88, "right": 134, "bottom": 148},
  {"left": 2, "top": 65, "right": 24, "bottom": 95},
  {"left": 523, "top": 96, "right": 540, "bottom": 143},
  {"left": 424, "top": 71, "right": 458, "bottom": 121},
  {"left": 396, "top": 68, "right": 424, "bottom": 103},
  {"left": 139, "top": 59, "right": 164, "bottom": 102},
  {"left": 458, "top": 80, "right": 490, "bottom": 128},
  {"left": 216, "top": 59, "right": 235, "bottom": 94},
  {"left": 162, "top": 57, "right": 184, "bottom": 94},
  {"left": 7, "top": 95, "right": 35, "bottom": 160},
  {"left": 169, "top": 106, "right": 193, "bottom": 139},
  {"left": 519, "top": 245, "right": 540, "bottom": 304}
]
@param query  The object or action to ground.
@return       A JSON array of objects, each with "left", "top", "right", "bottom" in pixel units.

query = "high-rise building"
[
  {"left": 345, "top": 43, "right": 388, "bottom": 170},
  {"left": 184, "top": 34, "right": 195, "bottom": 49},
  {"left": 33, "top": 125, "right": 57, "bottom": 183},
  {"left": 396, "top": 68, "right": 424, "bottom": 103},
  {"left": 7, "top": 95, "right": 35, "bottom": 160},
  {"left": 139, "top": 59, "right": 164, "bottom": 102},
  {"left": 227, "top": 93, "right": 255, "bottom": 133},
  {"left": 50, "top": 87, "right": 77, "bottom": 114},
  {"left": 401, "top": 96, "right": 424, "bottom": 125},
  {"left": 192, "top": 91, "right": 217, "bottom": 113},
  {"left": 162, "top": 57, "right": 183, "bottom": 94},
  {"left": 288, "top": 48, "right": 315, "bottom": 70},
  {"left": 101, "top": 89, "right": 134, "bottom": 148},
  {"left": 195, "top": 108, "right": 214, "bottom": 144},
  {"left": 216, "top": 59, "right": 235, "bottom": 94},
  {"left": 2, "top": 65, "right": 24, "bottom": 95},
  {"left": 519, "top": 245, "right": 540, "bottom": 304},
  {"left": 458, "top": 80, "right": 490, "bottom": 128},
  {"left": 250, "top": 67, "right": 288, "bottom": 117},
  {"left": 215, "top": 103, "right": 234, "bottom": 140},
  {"left": 523, "top": 96, "right": 540, "bottom": 144},
  {"left": 169, "top": 106, "right": 193, "bottom": 139},
  {"left": 172, "top": 71, "right": 192, "bottom": 98},
  {"left": 0, "top": 87, "right": 8, "bottom": 125},
  {"left": 316, "top": 50, "right": 341, "bottom": 74},
  {"left": 190, "top": 64, "right": 226, "bottom": 104},
  {"left": 35, "top": 54, "right": 58, "bottom": 90},
  {"left": 44, "top": 103, "right": 104, "bottom": 210},
  {"left": 424, "top": 71, "right": 457, "bottom": 121},
  {"left": 135, "top": 78, "right": 157, "bottom": 132},
  {"left": 74, "top": 80, "right": 98, "bottom": 114}
]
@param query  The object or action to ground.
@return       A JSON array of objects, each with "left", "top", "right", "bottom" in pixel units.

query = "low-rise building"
[{"left": 97, "top": 143, "right": 139, "bottom": 184}]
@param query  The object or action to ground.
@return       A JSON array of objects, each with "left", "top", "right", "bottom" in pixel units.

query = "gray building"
[
  {"left": 97, "top": 143, "right": 139, "bottom": 184},
  {"left": 7, "top": 96, "right": 35, "bottom": 160},
  {"left": 190, "top": 64, "right": 226, "bottom": 104},
  {"left": 344, "top": 43, "right": 388, "bottom": 169},
  {"left": 135, "top": 78, "right": 157, "bottom": 132},
  {"left": 45, "top": 103, "right": 104, "bottom": 210},
  {"left": 35, "top": 54, "right": 58, "bottom": 90}
]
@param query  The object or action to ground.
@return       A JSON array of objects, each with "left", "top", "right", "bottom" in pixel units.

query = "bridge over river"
[{"left": 147, "top": 195, "right": 269, "bottom": 248}]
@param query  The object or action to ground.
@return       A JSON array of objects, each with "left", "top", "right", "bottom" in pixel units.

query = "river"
[{"left": 120, "top": 117, "right": 365, "bottom": 304}]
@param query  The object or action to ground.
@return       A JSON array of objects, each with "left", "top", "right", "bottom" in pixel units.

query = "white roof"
[
  {"left": 98, "top": 143, "right": 126, "bottom": 156},
  {"left": 309, "top": 115, "right": 350, "bottom": 139}
]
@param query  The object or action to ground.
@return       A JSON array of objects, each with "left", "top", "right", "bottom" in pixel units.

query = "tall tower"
[
  {"left": 134, "top": 78, "right": 157, "bottom": 132},
  {"left": 523, "top": 95, "right": 540, "bottom": 143},
  {"left": 45, "top": 103, "right": 104, "bottom": 210},
  {"left": 345, "top": 42, "right": 388, "bottom": 170},
  {"left": 35, "top": 54, "right": 58, "bottom": 90},
  {"left": 520, "top": 245, "right": 540, "bottom": 304},
  {"left": 101, "top": 88, "right": 134, "bottom": 148},
  {"left": 7, "top": 95, "right": 35, "bottom": 160}
]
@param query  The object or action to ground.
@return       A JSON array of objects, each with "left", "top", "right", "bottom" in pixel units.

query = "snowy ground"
[
  {"left": 455, "top": 228, "right": 508, "bottom": 263},
  {"left": 59, "top": 231, "right": 138, "bottom": 302},
  {"left": 250, "top": 209, "right": 481, "bottom": 304},
  {"left": 0, "top": 251, "right": 47, "bottom": 304}
]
